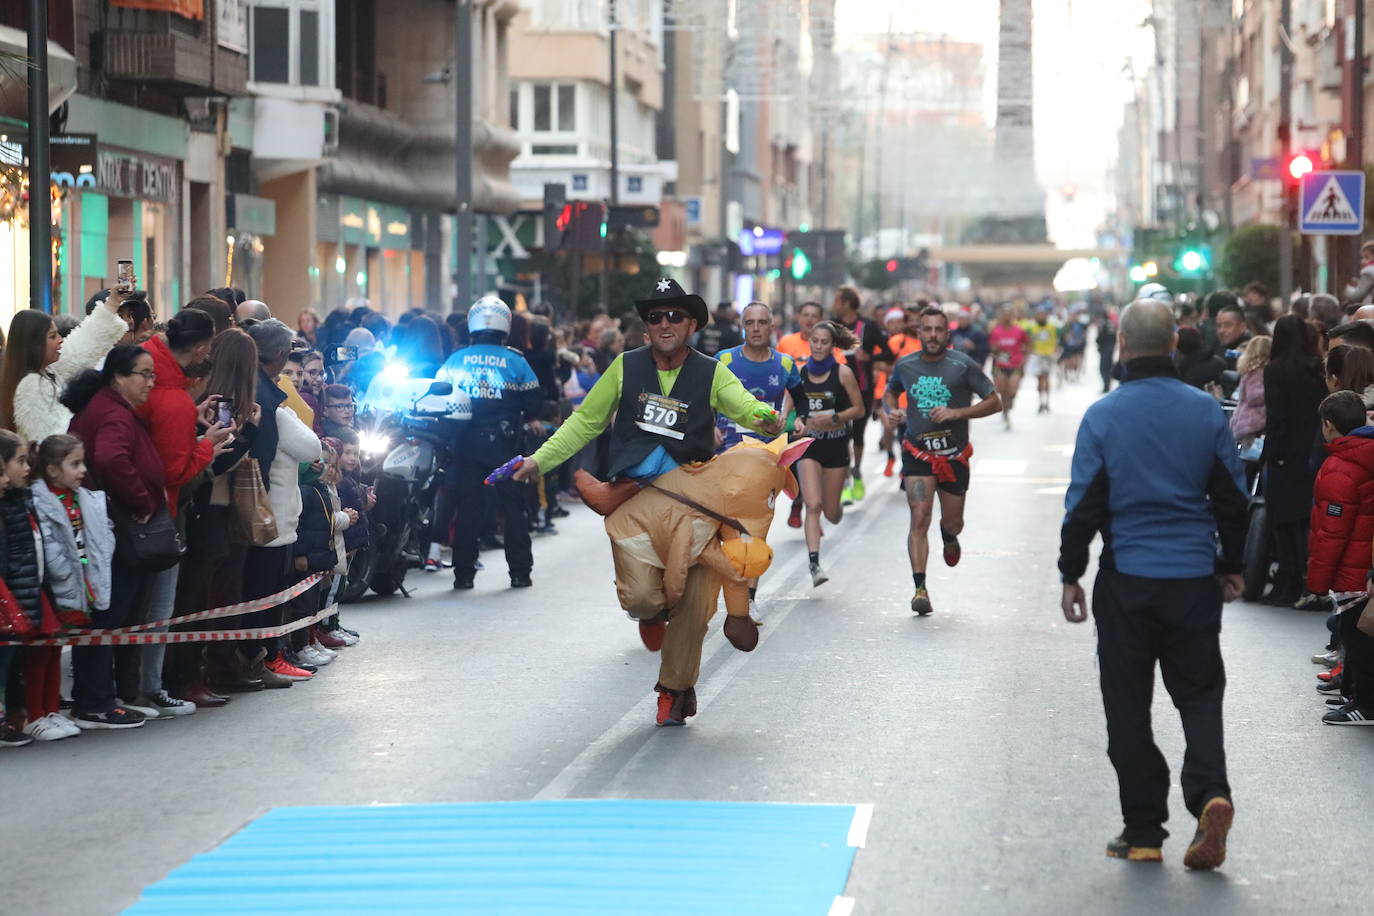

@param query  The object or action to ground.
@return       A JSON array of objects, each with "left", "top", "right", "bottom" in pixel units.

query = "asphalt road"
[{"left": 4, "top": 371, "right": 1369, "bottom": 915}]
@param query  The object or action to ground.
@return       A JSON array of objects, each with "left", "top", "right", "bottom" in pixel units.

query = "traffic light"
[
  {"left": 564, "top": 201, "right": 607, "bottom": 253},
  {"left": 1128, "top": 265, "right": 1148, "bottom": 283},
  {"left": 885, "top": 259, "right": 898, "bottom": 273},
  {"left": 542, "top": 182, "right": 566, "bottom": 249},
  {"left": 1284, "top": 150, "right": 1317, "bottom": 185},
  {"left": 1172, "top": 245, "right": 1210, "bottom": 275},
  {"left": 790, "top": 247, "right": 812, "bottom": 280}
]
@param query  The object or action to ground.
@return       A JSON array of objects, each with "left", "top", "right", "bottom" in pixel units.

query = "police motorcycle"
[{"left": 341, "top": 368, "right": 466, "bottom": 600}]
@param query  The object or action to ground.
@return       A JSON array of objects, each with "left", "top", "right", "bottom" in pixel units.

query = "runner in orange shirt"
[
  {"left": 778, "top": 301, "right": 847, "bottom": 368},
  {"left": 877, "top": 304, "right": 926, "bottom": 476}
]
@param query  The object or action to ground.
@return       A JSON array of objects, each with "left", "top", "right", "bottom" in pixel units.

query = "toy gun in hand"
[
  {"left": 752, "top": 406, "right": 779, "bottom": 427},
  {"left": 484, "top": 456, "right": 525, "bottom": 485}
]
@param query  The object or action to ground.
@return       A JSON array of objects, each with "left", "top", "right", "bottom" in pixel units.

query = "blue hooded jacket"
[{"left": 1059, "top": 357, "right": 1249, "bottom": 582}]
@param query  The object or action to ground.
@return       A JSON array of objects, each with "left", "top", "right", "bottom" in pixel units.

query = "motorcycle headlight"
[{"left": 360, "top": 432, "right": 392, "bottom": 457}]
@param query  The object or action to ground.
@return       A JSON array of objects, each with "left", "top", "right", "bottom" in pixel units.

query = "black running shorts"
[
  {"left": 901, "top": 451, "right": 971, "bottom": 496},
  {"left": 802, "top": 436, "right": 852, "bottom": 469}
]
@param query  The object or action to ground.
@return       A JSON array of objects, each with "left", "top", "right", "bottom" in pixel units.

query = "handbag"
[
  {"left": 1358, "top": 598, "right": 1374, "bottom": 638},
  {"left": 229, "top": 459, "right": 278, "bottom": 546},
  {"left": 113, "top": 506, "right": 186, "bottom": 572}
]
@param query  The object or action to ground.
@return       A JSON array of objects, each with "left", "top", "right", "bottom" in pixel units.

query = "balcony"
[{"left": 103, "top": 31, "right": 248, "bottom": 96}]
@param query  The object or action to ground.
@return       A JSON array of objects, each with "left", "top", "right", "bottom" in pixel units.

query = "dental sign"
[{"left": 98, "top": 151, "right": 178, "bottom": 203}]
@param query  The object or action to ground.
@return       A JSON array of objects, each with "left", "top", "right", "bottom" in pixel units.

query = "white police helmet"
[
  {"left": 1137, "top": 282, "right": 1172, "bottom": 304},
  {"left": 468, "top": 295, "right": 512, "bottom": 336}
]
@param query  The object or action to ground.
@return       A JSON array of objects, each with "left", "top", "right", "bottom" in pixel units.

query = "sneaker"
[
  {"left": 265, "top": 655, "right": 314, "bottom": 681},
  {"left": 841, "top": 483, "right": 854, "bottom": 506},
  {"left": 1326, "top": 696, "right": 1347, "bottom": 706},
  {"left": 454, "top": 576, "right": 475, "bottom": 590},
  {"left": 1318, "top": 662, "right": 1343, "bottom": 682},
  {"left": 284, "top": 651, "right": 318, "bottom": 674},
  {"left": 1312, "top": 649, "right": 1341, "bottom": 667},
  {"left": 425, "top": 543, "right": 442, "bottom": 572},
  {"left": 117, "top": 697, "right": 160, "bottom": 719},
  {"left": 1294, "top": 592, "right": 1333, "bottom": 611},
  {"left": 134, "top": 691, "right": 196, "bottom": 719},
  {"left": 883, "top": 456, "right": 896, "bottom": 478},
  {"left": 787, "top": 501, "right": 803, "bottom": 529},
  {"left": 1323, "top": 702, "right": 1374, "bottom": 725},
  {"left": 24, "top": 716, "right": 70, "bottom": 741},
  {"left": 0, "top": 724, "right": 33, "bottom": 747},
  {"left": 655, "top": 687, "right": 693, "bottom": 727},
  {"left": 1183, "top": 797, "right": 1234, "bottom": 870},
  {"left": 1104, "top": 835, "right": 1163, "bottom": 863},
  {"left": 329, "top": 627, "right": 360, "bottom": 647},
  {"left": 810, "top": 561, "right": 829, "bottom": 587},
  {"left": 310, "top": 642, "right": 340, "bottom": 663},
  {"left": 74, "top": 707, "right": 147, "bottom": 730},
  {"left": 298, "top": 645, "right": 334, "bottom": 667},
  {"left": 911, "top": 587, "right": 933, "bottom": 616},
  {"left": 338, "top": 625, "right": 360, "bottom": 639},
  {"left": 851, "top": 478, "right": 866, "bottom": 501},
  {"left": 315, "top": 628, "right": 347, "bottom": 650},
  {"left": 1317, "top": 677, "right": 1343, "bottom": 694},
  {"left": 748, "top": 597, "right": 764, "bottom": 627},
  {"left": 45, "top": 713, "right": 80, "bottom": 738},
  {"left": 510, "top": 573, "right": 533, "bottom": 588},
  {"left": 943, "top": 534, "right": 962, "bottom": 568},
  {"left": 424, "top": 558, "right": 441, "bottom": 572}
]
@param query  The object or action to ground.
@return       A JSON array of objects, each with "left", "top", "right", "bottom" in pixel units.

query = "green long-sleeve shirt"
[{"left": 530, "top": 351, "right": 775, "bottom": 473}]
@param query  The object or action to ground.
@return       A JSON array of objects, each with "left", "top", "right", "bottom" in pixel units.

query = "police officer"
[{"left": 436, "top": 297, "right": 543, "bottom": 589}]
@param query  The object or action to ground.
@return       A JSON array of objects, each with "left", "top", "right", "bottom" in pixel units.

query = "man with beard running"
[{"left": 883, "top": 305, "right": 1001, "bottom": 616}]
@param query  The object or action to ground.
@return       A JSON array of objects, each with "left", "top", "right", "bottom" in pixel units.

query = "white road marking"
[{"left": 848, "top": 803, "right": 874, "bottom": 848}]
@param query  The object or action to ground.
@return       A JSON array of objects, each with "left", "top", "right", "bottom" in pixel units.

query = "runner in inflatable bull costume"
[{"left": 512, "top": 278, "right": 809, "bottom": 726}]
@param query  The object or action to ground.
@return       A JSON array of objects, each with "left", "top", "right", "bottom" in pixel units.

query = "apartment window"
[
  {"left": 572, "top": 174, "right": 588, "bottom": 191},
  {"left": 252, "top": 1, "right": 332, "bottom": 89},
  {"left": 627, "top": 176, "right": 643, "bottom": 193},
  {"left": 533, "top": 85, "right": 552, "bottom": 131},
  {"left": 532, "top": 144, "right": 578, "bottom": 155},
  {"left": 557, "top": 84, "right": 576, "bottom": 131},
  {"left": 509, "top": 88, "right": 519, "bottom": 129}
]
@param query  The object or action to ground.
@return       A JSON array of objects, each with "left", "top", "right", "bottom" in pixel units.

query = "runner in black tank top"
[{"left": 794, "top": 321, "right": 865, "bottom": 588}]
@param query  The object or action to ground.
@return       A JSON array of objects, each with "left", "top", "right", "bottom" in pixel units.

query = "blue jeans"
[{"left": 140, "top": 563, "right": 179, "bottom": 697}]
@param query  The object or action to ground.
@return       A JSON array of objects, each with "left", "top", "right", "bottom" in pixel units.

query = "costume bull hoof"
[
  {"left": 596, "top": 435, "right": 812, "bottom": 726},
  {"left": 723, "top": 614, "right": 759, "bottom": 652}
]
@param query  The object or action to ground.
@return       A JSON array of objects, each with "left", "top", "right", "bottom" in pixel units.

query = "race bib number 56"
[{"left": 636, "top": 393, "right": 691, "bottom": 440}]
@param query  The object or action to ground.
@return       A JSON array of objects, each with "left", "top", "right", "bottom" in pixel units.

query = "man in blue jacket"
[{"left": 1058, "top": 298, "right": 1249, "bottom": 871}]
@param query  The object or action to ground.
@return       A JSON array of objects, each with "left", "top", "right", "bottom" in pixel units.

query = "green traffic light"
[
  {"left": 791, "top": 248, "right": 812, "bottom": 280},
  {"left": 1129, "top": 265, "right": 1148, "bottom": 283},
  {"left": 600, "top": 222, "right": 608, "bottom": 239}
]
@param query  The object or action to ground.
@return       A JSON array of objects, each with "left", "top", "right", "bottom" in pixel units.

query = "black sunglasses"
[{"left": 645, "top": 310, "right": 689, "bottom": 326}]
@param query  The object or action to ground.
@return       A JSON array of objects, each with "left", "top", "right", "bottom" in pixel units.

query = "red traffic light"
[
  {"left": 886, "top": 259, "right": 898, "bottom": 273},
  {"left": 1287, "top": 153, "right": 1315, "bottom": 182},
  {"left": 555, "top": 204, "right": 573, "bottom": 232}
]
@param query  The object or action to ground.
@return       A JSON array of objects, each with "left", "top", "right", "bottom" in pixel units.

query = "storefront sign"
[
  {"left": 228, "top": 193, "right": 276, "bottom": 236},
  {"left": 98, "top": 150, "right": 178, "bottom": 203},
  {"left": 111, "top": 0, "right": 204, "bottom": 19},
  {"left": 50, "top": 134, "right": 98, "bottom": 189}
]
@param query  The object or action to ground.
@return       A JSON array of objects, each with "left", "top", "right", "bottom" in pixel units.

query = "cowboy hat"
[{"left": 635, "top": 277, "right": 710, "bottom": 328}]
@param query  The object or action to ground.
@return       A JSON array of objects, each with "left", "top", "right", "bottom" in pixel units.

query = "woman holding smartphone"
[{"left": 0, "top": 287, "right": 130, "bottom": 443}]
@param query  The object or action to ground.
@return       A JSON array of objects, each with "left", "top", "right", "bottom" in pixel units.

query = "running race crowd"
[{"left": 0, "top": 280, "right": 1099, "bottom": 748}]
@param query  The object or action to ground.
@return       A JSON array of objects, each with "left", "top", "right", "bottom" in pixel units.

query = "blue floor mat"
[{"left": 125, "top": 799, "right": 866, "bottom": 915}]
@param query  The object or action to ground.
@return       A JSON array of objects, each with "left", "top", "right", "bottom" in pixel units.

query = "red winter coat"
[
  {"left": 1307, "top": 429, "right": 1374, "bottom": 594},
  {"left": 135, "top": 335, "right": 214, "bottom": 516},
  {"left": 68, "top": 387, "right": 167, "bottom": 521}
]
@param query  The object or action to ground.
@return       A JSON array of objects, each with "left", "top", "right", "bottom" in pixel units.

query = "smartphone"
[
  {"left": 115, "top": 259, "right": 135, "bottom": 293},
  {"left": 216, "top": 396, "right": 234, "bottom": 426},
  {"left": 335, "top": 346, "right": 359, "bottom": 362}
]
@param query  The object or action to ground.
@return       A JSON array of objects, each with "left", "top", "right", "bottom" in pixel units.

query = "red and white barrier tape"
[
  {"left": 95, "top": 573, "right": 324, "bottom": 636},
  {"left": 0, "top": 604, "right": 338, "bottom": 647}
]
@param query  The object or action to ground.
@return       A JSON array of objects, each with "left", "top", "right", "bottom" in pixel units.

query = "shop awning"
[{"left": 0, "top": 27, "right": 78, "bottom": 123}]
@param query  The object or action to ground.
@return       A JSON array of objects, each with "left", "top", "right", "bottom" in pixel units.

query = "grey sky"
[{"left": 835, "top": 0, "right": 1155, "bottom": 246}]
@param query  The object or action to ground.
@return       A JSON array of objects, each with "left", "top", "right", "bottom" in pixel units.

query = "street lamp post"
[
  {"left": 454, "top": 0, "right": 473, "bottom": 312},
  {"left": 27, "top": 0, "right": 51, "bottom": 313}
]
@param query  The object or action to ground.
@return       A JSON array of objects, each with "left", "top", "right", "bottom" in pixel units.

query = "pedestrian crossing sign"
[{"left": 1300, "top": 170, "right": 1365, "bottom": 235}]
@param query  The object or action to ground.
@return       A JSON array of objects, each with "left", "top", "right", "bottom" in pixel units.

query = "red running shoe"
[
  {"left": 787, "top": 500, "right": 803, "bottom": 529},
  {"left": 265, "top": 655, "right": 313, "bottom": 681},
  {"left": 314, "top": 627, "right": 347, "bottom": 650},
  {"left": 1318, "top": 661, "right": 1344, "bottom": 682},
  {"left": 883, "top": 456, "right": 896, "bottom": 478}
]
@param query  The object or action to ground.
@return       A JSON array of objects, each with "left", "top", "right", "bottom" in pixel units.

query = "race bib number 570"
[{"left": 636, "top": 393, "right": 691, "bottom": 440}]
